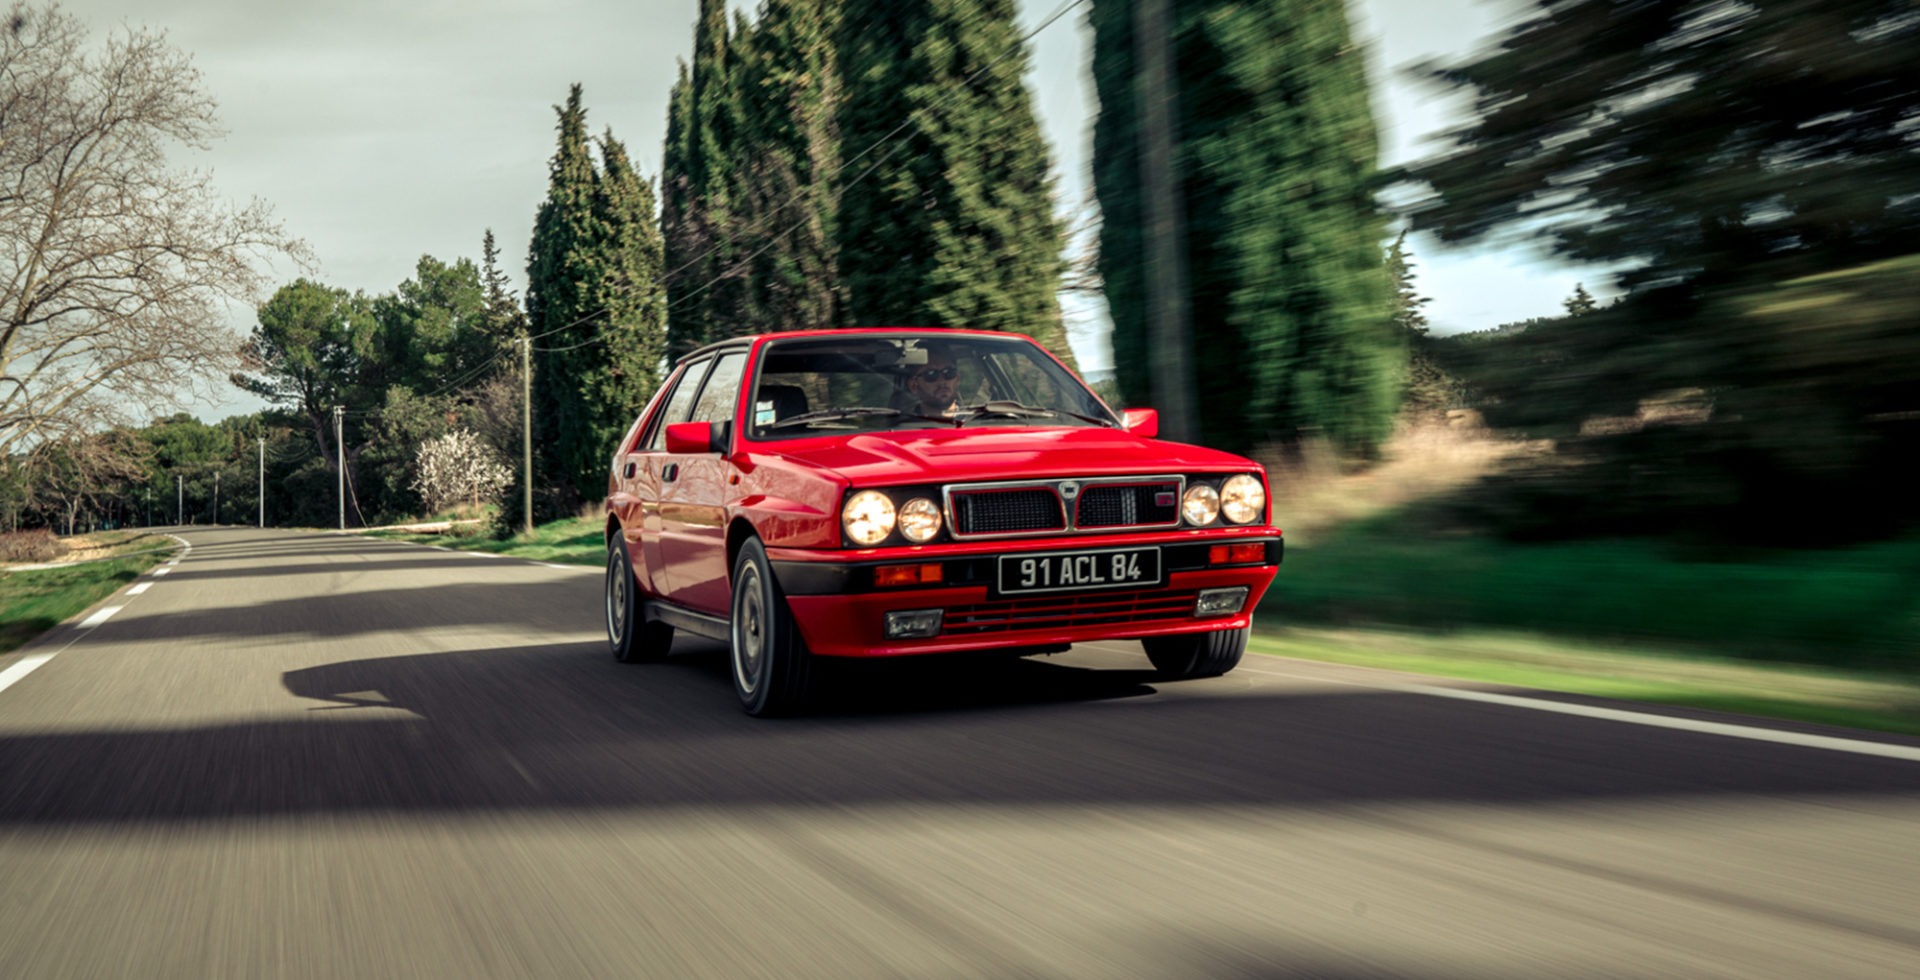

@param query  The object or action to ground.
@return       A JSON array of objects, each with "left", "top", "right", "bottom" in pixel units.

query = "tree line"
[{"left": 8, "top": 0, "right": 1915, "bottom": 546}]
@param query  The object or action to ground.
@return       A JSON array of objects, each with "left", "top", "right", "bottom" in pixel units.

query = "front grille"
[
  {"left": 951, "top": 488, "right": 1065, "bottom": 535},
  {"left": 1076, "top": 482, "right": 1179, "bottom": 529},
  {"left": 943, "top": 588, "right": 1198, "bottom": 635}
]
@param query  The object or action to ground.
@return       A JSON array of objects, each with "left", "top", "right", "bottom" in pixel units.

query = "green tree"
[
  {"left": 1563, "top": 283, "right": 1596, "bottom": 317},
  {"left": 1092, "top": 0, "right": 1400, "bottom": 455},
  {"left": 837, "top": 0, "right": 1070, "bottom": 355},
  {"left": 233, "top": 279, "right": 379, "bottom": 468},
  {"left": 737, "top": 0, "right": 844, "bottom": 333},
  {"left": 525, "top": 86, "right": 668, "bottom": 512},
  {"left": 1387, "top": 230, "right": 1431, "bottom": 335}
]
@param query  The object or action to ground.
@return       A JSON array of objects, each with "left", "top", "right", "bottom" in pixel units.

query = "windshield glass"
[{"left": 746, "top": 333, "right": 1117, "bottom": 440}]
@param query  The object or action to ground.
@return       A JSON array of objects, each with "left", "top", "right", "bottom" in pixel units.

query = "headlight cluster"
[
  {"left": 1182, "top": 474, "right": 1266, "bottom": 526},
  {"left": 842, "top": 489, "right": 944, "bottom": 546}
]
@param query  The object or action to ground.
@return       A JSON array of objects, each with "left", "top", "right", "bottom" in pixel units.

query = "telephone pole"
[
  {"left": 213, "top": 471, "right": 220, "bottom": 525},
  {"left": 258, "top": 437, "right": 265, "bottom": 528},
  {"left": 335, "top": 405, "right": 346, "bottom": 530},
  {"left": 1135, "top": 0, "right": 1198, "bottom": 443},
  {"left": 176, "top": 474, "right": 182, "bottom": 525},
  {"left": 521, "top": 336, "right": 533, "bottom": 535}
]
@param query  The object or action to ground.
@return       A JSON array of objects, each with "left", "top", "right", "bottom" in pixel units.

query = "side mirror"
[
  {"left": 664, "top": 421, "right": 712, "bottom": 454},
  {"left": 1122, "top": 408, "right": 1159, "bottom": 438}
]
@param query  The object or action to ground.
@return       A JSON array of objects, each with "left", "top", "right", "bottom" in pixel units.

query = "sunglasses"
[{"left": 914, "top": 367, "right": 959, "bottom": 382}]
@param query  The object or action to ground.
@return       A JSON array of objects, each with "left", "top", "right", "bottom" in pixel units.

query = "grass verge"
[
  {"left": 368, "top": 516, "right": 604, "bottom": 566},
  {"left": 1251, "top": 626, "right": 1920, "bottom": 736},
  {"left": 0, "top": 532, "right": 175, "bottom": 655}
]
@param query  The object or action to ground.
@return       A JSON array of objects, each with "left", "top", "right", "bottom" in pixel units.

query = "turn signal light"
[
  {"left": 874, "top": 563, "right": 944, "bottom": 587},
  {"left": 1207, "top": 543, "right": 1266, "bottom": 565}
]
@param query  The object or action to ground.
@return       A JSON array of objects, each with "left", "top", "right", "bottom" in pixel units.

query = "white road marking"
[
  {"left": 0, "top": 533, "right": 191, "bottom": 699},
  {"left": 0, "top": 652, "right": 58, "bottom": 696},
  {"left": 1242, "top": 660, "right": 1920, "bottom": 763},
  {"left": 78, "top": 606, "right": 124, "bottom": 629}
]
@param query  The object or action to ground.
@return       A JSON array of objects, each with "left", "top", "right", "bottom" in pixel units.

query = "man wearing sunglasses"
[{"left": 904, "top": 347, "right": 961, "bottom": 417}]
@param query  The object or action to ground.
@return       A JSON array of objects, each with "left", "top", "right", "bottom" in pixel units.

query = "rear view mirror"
[{"left": 1122, "top": 408, "right": 1159, "bottom": 438}]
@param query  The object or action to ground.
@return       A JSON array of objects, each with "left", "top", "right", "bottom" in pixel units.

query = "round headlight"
[
  {"left": 842, "top": 490, "right": 897, "bottom": 545},
  {"left": 898, "top": 497, "right": 943, "bottom": 543},
  {"left": 1182, "top": 484, "right": 1220, "bottom": 526},
  {"left": 1220, "top": 474, "right": 1265, "bottom": 525}
]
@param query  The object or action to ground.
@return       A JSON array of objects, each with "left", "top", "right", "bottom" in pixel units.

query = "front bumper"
[{"left": 768, "top": 532, "right": 1281, "bottom": 658}]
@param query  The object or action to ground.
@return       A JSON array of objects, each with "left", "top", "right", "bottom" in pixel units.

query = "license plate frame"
[{"left": 996, "top": 546, "right": 1162, "bottom": 596}]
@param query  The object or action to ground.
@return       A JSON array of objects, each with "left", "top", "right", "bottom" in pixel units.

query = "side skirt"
[{"left": 643, "top": 599, "right": 730, "bottom": 643}]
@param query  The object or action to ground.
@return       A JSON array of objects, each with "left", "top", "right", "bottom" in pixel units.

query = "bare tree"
[{"left": 1, "top": 3, "right": 308, "bottom": 457}]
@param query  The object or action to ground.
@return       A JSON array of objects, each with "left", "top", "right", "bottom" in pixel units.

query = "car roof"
[{"left": 675, "top": 327, "right": 1035, "bottom": 367}]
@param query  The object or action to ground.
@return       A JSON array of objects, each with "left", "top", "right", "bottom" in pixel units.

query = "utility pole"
[
  {"left": 258, "top": 437, "right": 265, "bottom": 528},
  {"left": 176, "top": 474, "right": 182, "bottom": 525},
  {"left": 213, "top": 472, "right": 220, "bottom": 525},
  {"left": 1135, "top": 0, "right": 1198, "bottom": 444},
  {"left": 335, "top": 405, "right": 346, "bottom": 530},
  {"left": 145, "top": 488, "right": 150, "bottom": 528},
  {"left": 521, "top": 336, "right": 533, "bottom": 536}
]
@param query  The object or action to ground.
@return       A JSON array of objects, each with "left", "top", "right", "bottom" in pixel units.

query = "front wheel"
[
  {"left": 1143, "top": 626, "right": 1247, "bottom": 679},
  {"left": 730, "top": 538, "right": 814, "bottom": 716},
  {"left": 607, "top": 538, "right": 672, "bottom": 663}
]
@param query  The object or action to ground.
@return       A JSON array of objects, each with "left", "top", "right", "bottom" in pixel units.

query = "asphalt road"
[{"left": 3, "top": 526, "right": 1919, "bottom": 978}]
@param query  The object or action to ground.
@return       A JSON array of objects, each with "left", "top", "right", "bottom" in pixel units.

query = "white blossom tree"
[{"left": 411, "top": 428, "right": 512, "bottom": 514}]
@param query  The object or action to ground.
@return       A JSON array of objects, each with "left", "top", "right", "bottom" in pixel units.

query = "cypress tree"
[
  {"left": 837, "top": 1, "right": 1070, "bottom": 356},
  {"left": 525, "top": 84, "right": 609, "bottom": 512},
  {"left": 1092, "top": 0, "right": 1401, "bottom": 455},
  {"left": 738, "top": 0, "right": 844, "bottom": 332},
  {"left": 589, "top": 132, "right": 669, "bottom": 439},
  {"left": 661, "top": 64, "right": 702, "bottom": 358}
]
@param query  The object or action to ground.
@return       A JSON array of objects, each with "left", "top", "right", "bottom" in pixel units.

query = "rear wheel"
[
  {"left": 1144, "top": 626, "right": 1246, "bottom": 679},
  {"left": 731, "top": 538, "right": 814, "bottom": 716},
  {"left": 607, "top": 538, "right": 672, "bottom": 663}
]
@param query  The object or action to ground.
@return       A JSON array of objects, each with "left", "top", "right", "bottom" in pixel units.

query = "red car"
[{"left": 604, "top": 328, "right": 1282, "bottom": 715}]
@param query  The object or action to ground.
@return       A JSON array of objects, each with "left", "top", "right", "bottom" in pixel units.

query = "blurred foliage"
[
  {"left": 1093, "top": 0, "right": 1402, "bottom": 457},
  {"left": 1436, "top": 255, "right": 1920, "bottom": 542},
  {"left": 1406, "top": 0, "right": 1920, "bottom": 543}
]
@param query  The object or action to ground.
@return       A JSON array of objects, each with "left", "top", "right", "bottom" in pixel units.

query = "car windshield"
[{"left": 746, "top": 333, "right": 1118, "bottom": 440}]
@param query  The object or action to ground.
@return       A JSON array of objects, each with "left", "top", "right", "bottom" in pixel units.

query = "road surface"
[{"left": 3, "top": 526, "right": 1918, "bottom": 978}]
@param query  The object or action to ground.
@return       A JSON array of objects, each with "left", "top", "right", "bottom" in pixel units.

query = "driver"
[{"left": 903, "top": 346, "right": 960, "bottom": 417}]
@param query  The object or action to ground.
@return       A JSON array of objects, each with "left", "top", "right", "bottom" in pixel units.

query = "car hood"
[{"left": 753, "top": 426, "right": 1261, "bottom": 486}]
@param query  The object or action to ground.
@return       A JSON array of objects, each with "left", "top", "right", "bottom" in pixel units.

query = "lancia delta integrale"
[{"left": 604, "top": 328, "right": 1281, "bottom": 715}]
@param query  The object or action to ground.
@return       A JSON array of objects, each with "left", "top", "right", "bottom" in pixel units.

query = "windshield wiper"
[
  {"left": 763, "top": 407, "right": 952, "bottom": 430},
  {"left": 953, "top": 400, "right": 1117, "bottom": 428}
]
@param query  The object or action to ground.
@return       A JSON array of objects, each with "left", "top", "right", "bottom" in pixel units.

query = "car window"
[
  {"left": 746, "top": 334, "right": 1117, "bottom": 439},
  {"left": 688, "top": 351, "right": 747, "bottom": 425},
  {"left": 642, "top": 358, "right": 709, "bottom": 451}
]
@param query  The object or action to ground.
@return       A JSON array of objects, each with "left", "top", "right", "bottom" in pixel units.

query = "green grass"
[
  {"left": 0, "top": 534, "right": 174, "bottom": 655},
  {"left": 1250, "top": 626, "right": 1920, "bottom": 736},
  {"left": 1263, "top": 516, "right": 1920, "bottom": 672},
  {"left": 368, "top": 516, "right": 605, "bottom": 566}
]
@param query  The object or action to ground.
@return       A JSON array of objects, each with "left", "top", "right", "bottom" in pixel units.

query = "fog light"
[
  {"left": 884, "top": 609, "right": 944, "bottom": 639},
  {"left": 1193, "top": 587, "right": 1248, "bottom": 617}
]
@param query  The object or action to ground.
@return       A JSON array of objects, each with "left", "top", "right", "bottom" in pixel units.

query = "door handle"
[
  {"left": 623, "top": 461, "right": 637, "bottom": 479},
  {"left": 663, "top": 463, "right": 680, "bottom": 482}
]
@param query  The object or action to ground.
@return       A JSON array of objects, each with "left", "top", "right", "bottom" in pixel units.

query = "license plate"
[{"left": 997, "top": 546, "right": 1161, "bottom": 596}]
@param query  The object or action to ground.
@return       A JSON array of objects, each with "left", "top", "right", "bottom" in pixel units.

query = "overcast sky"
[{"left": 51, "top": 0, "right": 1615, "bottom": 415}]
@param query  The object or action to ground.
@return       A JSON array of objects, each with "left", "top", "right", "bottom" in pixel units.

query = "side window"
[
  {"left": 642, "top": 359, "right": 710, "bottom": 451},
  {"left": 688, "top": 352, "right": 747, "bottom": 425}
]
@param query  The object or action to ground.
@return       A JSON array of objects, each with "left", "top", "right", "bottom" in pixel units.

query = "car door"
[
  {"left": 657, "top": 350, "right": 746, "bottom": 614},
  {"left": 623, "top": 358, "right": 709, "bottom": 598}
]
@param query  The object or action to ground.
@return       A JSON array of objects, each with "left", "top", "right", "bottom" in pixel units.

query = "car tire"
[
  {"left": 730, "top": 537, "right": 814, "bottom": 716},
  {"left": 1143, "top": 626, "right": 1247, "bottom": 679},
  {"left": 607, "top": 537, "right": 672, "bottom": 663}
]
